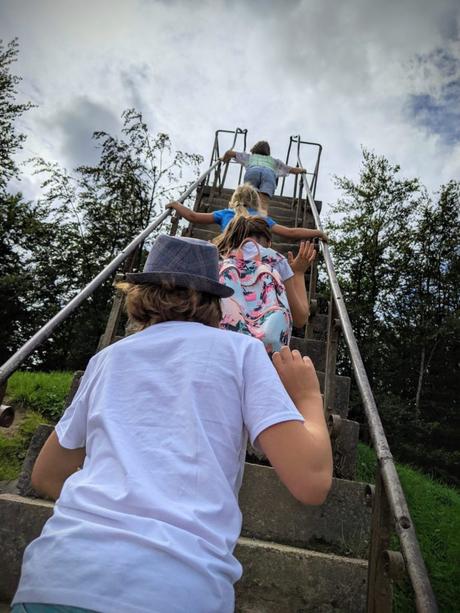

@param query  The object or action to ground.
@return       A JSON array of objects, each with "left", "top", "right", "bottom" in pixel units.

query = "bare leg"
[{"left": 259, "top": 192, "right": 270, "bottom": 215}]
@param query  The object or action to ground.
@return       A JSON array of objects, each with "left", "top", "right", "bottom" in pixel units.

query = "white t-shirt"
[
  {"left": 14, "top": 321, "right": 303, "bottom": 613},
  {"left": 234, "top": 151, "right": 291, "bottom": 178}
]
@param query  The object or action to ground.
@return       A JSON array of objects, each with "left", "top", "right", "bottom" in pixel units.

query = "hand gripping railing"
[
  {"left": 0, "top": 160, "right": 221, "bottom": 391},
  {"left": 300, "top": 173, "right": 438, "bottom": 611}
]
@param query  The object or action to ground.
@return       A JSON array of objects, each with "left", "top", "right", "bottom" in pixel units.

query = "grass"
[
  {"left": 0, "top": 371, "right": 72, "bottom": 481},
  {"left": 5, "top": 371, "right": 73, "bottom": 422},
  {"left": 357, "top": 442, "right": 460, "bottom": 613},
  {"left": 0, "top": 410, "right": 49, "bottom": 481}
]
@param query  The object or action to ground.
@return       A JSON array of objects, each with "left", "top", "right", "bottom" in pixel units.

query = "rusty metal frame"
[{"left": 280, "top": 135, "right": 322, "bottom": 199}]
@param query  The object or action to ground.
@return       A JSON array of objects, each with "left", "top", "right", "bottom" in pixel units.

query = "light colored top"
[
  {"left": 13, "top": 321, "right": 303, "bottom": 613},
  {"left": 235, "top": 151, "right": 291, "bottom": 178},
  {"left": 213, "top": 207, "right": 276, "bottom": 230}
]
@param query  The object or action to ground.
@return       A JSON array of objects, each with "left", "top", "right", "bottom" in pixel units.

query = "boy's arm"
[
  {"left": 256, "top": 348, "right": 332, "bottom": 505},
  {"left": 167, "top": 202, "right": 216, "bottom": 225},
  {"left": 31, "top": 431, "right": 85, "bottom": 500},
  {"left": 272, "top": 223, "right": 328, "bottom": 243}
]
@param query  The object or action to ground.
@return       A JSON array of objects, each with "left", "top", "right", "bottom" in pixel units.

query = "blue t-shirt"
[{"left": 213, "top": 208, "right": 276, "bottom": 230}]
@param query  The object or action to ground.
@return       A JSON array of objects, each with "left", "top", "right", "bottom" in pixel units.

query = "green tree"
[
  {"left": 29, "top": 109, "right": 203, "bottom": 368},
  {"left": 0, "top": 38, "right": 33, "bottom": 191},
  {"left": 327, "top": 148, "right": 422, "bottom": 387},
  {"left": 327, "top": 150, "right": 459, "bottom": 484}
]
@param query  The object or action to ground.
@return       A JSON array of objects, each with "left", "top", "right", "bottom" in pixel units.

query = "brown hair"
[
  {"left": 116, "top": 281, "right": 222, "bottom": 331},
  {"left": 250, "top": 141, "right": 270, "bottom": 156},
  {"left": 214, "top": 216, "right": 272, "bottom": 256}
]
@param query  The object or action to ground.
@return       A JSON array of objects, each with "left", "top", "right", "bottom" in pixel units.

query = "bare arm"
[
  {"left": 283, "top": 241, "right": 316, "bottom": 327},
  {"left": 221, "top": 149, "right": 237, "bottom": 163},
  {"left": 272, "top": 223, "right": 328, "bottom": 243},
  {"left": 289, "top": 167, "right": 306, "bottom": 175},
  {"left": 257, "top": 348, "right": 332, "bottom": 505},
  {"left": 31, "top": 431, "right": 86, "bottom": 501},
  {"left": 167, "top": 202, "right": 216, "bottom": 225}
]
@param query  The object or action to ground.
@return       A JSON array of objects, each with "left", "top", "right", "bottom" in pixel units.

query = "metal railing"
[
  {"left": 0, "top": 160, "right": 221, "bottom": 392},
  {"left": 295, "top": 165, "right": 437, "bottom": 610},
  {"left": 280, "top": 135, "right": 322, "bottom": 198},
  {"left": 206, "top": 128, "right": 248, "bottom": 195}
]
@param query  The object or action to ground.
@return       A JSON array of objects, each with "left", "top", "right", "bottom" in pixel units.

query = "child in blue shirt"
[{"left": 168, "top": 183, "right": 328, "bottom": 243}]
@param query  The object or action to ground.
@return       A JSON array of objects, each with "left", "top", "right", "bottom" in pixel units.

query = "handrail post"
[{"left": 366, "top": 474, "right": 394, "bottom": 612}]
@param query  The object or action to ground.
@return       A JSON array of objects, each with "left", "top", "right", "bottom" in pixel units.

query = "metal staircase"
[{"left": 0, "top": 129, "right": 437, "bottom": 612}]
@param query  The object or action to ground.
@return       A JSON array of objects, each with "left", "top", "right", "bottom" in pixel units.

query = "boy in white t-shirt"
[{"left": 12, "top": 235, "right": 332, "bottom": 613}]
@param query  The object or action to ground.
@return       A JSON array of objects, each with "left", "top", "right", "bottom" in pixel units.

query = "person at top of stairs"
[
  {"left": 168, "top": 183, "right": 328, "bottom": 242},
  {"left": 215, "top": 216, "right": 315, "bottom": 353},
  {"left": 10, "top": 234, "right": 332, "bottom": 613},
  {"left": 221, "top": 140, "right": 305, "bottom": 213}
]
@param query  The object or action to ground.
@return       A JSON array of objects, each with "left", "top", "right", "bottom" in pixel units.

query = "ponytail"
[{"left": 228, "top": 183, "right": 263, "bottom": 217}]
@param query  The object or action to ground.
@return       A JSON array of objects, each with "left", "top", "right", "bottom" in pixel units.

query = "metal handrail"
[
  {"left": 208, "top": 128, "right": 247, "bottom": 190},
  {"left": 298, "top": 171, "right": 437, "bottom": 610},
  {"left": 0, "top": 160, "right": 221, "bottom": 388},
  {"left": 281, "top": 135, "right": 322, "bottom": 198}
]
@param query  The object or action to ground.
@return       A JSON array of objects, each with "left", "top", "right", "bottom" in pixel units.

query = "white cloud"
[{"left": 1, "top": 0, "right": 459, "bottom": 210}]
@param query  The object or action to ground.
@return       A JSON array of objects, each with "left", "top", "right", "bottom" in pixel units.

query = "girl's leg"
[{"left": 258, "top": 192, "right": 270, "bottom": 214}]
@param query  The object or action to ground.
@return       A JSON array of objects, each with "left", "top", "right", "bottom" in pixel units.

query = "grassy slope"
[
  {"left": 357, "top": 442, "right": 460, "bottom": 612},
  {"left": 1, "top": 373, "right": 458, "bottom": 611}
]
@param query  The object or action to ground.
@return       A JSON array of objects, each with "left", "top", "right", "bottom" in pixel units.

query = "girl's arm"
[
  {"left": 167, "top": 202, "right": 216, "bottom": 225},
  {"left": 283, "top": 242, "right": 316, "bottom": 327},
  {"left": 31, "top": 431, "right": 85, "bottom": 500},
  {"left": 289, "top": 167, "right": 306, "bottom": 175},
  {"left": 221, "top": 149, "right": 237, "bottom": 163},
  {"left": 272, "top": 223, "right": 328, "bottom": 243}
]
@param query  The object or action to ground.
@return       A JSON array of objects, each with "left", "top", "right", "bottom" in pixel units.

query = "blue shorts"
[{"left": 244, "top": 167, "right": 277, "bottom": 198}]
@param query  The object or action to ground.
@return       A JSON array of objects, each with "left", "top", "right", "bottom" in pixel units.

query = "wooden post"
[{"left": 366, "top": 472, "right": 394, "bottom": 612}]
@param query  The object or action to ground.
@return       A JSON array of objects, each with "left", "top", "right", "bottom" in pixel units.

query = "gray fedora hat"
[{"left": 126, "top": 234, "right": 233, "bottom": 298}]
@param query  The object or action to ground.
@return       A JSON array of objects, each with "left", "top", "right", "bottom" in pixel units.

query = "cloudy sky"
[{"left": 1, "top": 0, "right": 459, "bottom": 214}]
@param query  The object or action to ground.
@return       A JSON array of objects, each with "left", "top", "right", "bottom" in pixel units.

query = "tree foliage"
[
  {"left": 327, "top": 150, "right": 460, "bottom": 484},
  {"left": 0, "top": 38, "right": 33, "bottom": 191}
]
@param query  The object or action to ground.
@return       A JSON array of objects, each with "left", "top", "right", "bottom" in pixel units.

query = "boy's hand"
[
  {"left": 166, "top": 201, "right": 181, "bottom": 215},
  {"left": 287, "top": 241, "right": 316, "bottom": 274},
  {"left": 318, "top": 231, "right": 328, "bottom": 243},
  {"left": 273, "top": 346, "right": 321, "bottom": 406}
]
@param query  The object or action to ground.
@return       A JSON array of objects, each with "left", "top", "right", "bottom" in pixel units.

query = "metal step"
[
  {"left": 240, "top": 463, "right": 371, "bottom": 558},
  {"left": 235, "top": 537, "right": 367, "bottom": 613}
]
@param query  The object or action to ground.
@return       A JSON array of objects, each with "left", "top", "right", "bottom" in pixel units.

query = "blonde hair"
[
  {"left": 214, "top": 216, "right": 272, "bottom": 257},
  {"left": 116, "top": 281, "right": 222, "bottom": 331},
  {"left": 228, "top": 183, "right": 263, "bottom": 218}
]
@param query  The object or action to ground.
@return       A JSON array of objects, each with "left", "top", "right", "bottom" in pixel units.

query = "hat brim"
[{"left": 125, "top": 271, "right": 234, "bottom": 298}]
